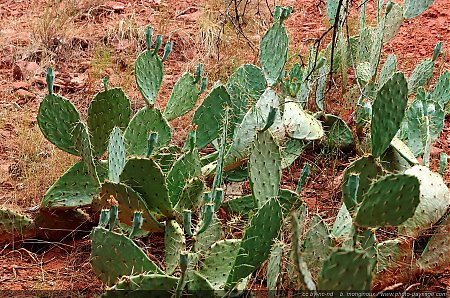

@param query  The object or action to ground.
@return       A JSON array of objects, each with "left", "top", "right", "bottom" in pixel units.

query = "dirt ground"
[{"left": 0, "top": 0, "right": 449, "bottom": 293}]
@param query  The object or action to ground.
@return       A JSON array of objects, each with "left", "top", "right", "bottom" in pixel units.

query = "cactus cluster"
[{"left": 1, "top": 0, "right": 449, "bottom": 294}]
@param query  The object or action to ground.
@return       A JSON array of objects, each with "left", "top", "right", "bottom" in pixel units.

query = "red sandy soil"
[{"left": 0, "top": 0, "right": 449, "bottom": 293}]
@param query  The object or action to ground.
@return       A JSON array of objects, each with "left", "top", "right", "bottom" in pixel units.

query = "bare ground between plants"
[{"left": 0, "top": 0, "right": 450, "bottom": 292}]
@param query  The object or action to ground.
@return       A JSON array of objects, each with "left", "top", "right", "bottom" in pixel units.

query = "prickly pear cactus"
[
  {"left": 124, "top": 106, "right": 171, "bottom": 156},
  {"left": 191, "top": 84, "right": 231, "bottom": 149},
  {"left": 403, "top": 0, "right": 436, "bottom": 19},
  {"left": 417, "top": 214, "right": 450, "bottom": 273},
  {"left": 197, "top": 239, "right": 242, "bottom": 291},
  {"left": 371, "top": 72, "right": 408, "bottom": 157},
  {"left": 226, "top": 199, "right": 283, "bottom": 290},
  {"left": 166, "top": 149, "right": 201, "bottom": 206},
  {"left": 165, "top": 220, "right": 185, "bottom": 275},
  {"left": 260, "top": 14, "right": 289, "bottom": 86},
  {"left": 107, "top": 127, "right": 126, "bottom": 183},
  {"left": 90, "top": 226, "right": 163, "bottom": 286},
  {"left": 318, "top": 249, "right": 372, "bottom": 290},
  {"left": 87, "top": 88, "right": 131, "bottom": 157},
  {"left": 225, "top": 88, "right": 280, "bottom": 164},
  {"left": 291, "top": 210, "right": 316, "bottom": 291},
  {"left": 41, "top": 161, "right": 104, "bottom": 208},
  {"left": 100, "top": 181, "right": 163, "bottom": 232},
  {"left": 267, "top": 242, "right": 284, "bottom": 291},
  {"left": 134, "top": 41, "right": 164, "bottom": 105},
  {"left": 283, "top": 101, "right": 324, "bottom": 140},
  {"left": 400, "top": 166, "right": 450, "bottom": 236},
  {"left": 109, "top": 274, "right": 179, "bottom": 291},
  {"left": 226, "top": 64, "right": 266, "bottom": 130},
  {"left": 378, "top": 54, "right": 397, "bottom": 88},
  {"left": 302, "top": 215, "right": 332, "bottom": 279},
  {"left": 119, "top": 157, "right": 173, "bottom": 217},
  {"left": 249, "top": 130, "right": 281, "bottom": 207},
  {"left": 342, "top": 156, "right": 384, "bottom": 213},
  {"left": 355, "top": 173, "right": 420, "bottom": 227},
  {"left": 163, "top": 72, "right": 199, "bottom": 121},
  {"left": 37, "top": 93, "right": 81, "bottom": 155},
  {"left": 0, "top": 208, "right": 35, "bottom": 239}
]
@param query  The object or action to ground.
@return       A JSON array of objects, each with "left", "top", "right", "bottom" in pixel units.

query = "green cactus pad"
[
  {"left": 369, "top": 13, "right": 387, "bottom": 79},
  {"left": 291, "top": 208, "right": 316, "bottom": 291},
  {"left": 383, "top": 3, "right": 403, "bottom": 43},
  {"left": 378, "top": 54, "right": 397, "bottom": 88},
  {"left": 0, "top": 208, "right": 34, "bottom": 235},
  {"left": 73, "top": 122, "right": 98, "bottom": 181},
  {"left": 135, "top": 50, "right": 164, "bottom": 105},
  {"left": 430, "top": 70, "right": 450, "bottom": 108},
  {"left": 226, "top": 64, "right": 266, "bottom": 129},
  {"left": 249, "top": 130, "right": 281, "bottom": 207},
  {"left": 417, "top": 214, "right": 450, "bottom": 273},
  {"left": 188, "top": 271, "right": 215, "bottom": 295},
  {"left": 191, "top": 85, "right": 231, "bottom": 149},
  {"left": 407, "top": 59, "right": 434, "bottom": 95},
  {"left": 100, "top": 181, "right": 163, "bottom": 232},
  {"left": 110, "top": 274, "right": 179, "bottom": 291},
  {"left": 381, "top": 145, "right": 414, "bottom": 173},
  {"left": 107, "top": 127, "right": 126, "bottom": 183},
  {"left": 165, "top": 220, "right": 186, "bottom": 275},
  {"left": 371, "top": 72, "right": 408, "bottom": 157},
  {"left": 404, "top": 0, "right": 436, "bottom": 19},
  {"left": 280, "top": 138, "right": 305, "bottom": 169},
  {"left": 404, "top": 88, "right": 445, "bottom": 157},
  {"left": 315, "top": 63, "right": 329, "bottom": 110},
  {"left": 87, "top": 88, "right": 131, "bottom": 157},
  {"left": 342, "top": 156, "right": 384, "bottom": 212},
  {"left": 322, "top": 114, "right": 354, "bottom": 150},
  {"left": 356, "top": 62, "right": 372, "bottom": 83},
  {"left": 198, "top": 239, "right": 241, "bottom": 290},
  {"left": 260, "top": 23, "right": 288, "bottom": 86},
  {"left": 226, "top": 199, "right": 282, "bottom": 289},
  {"left": 355, "top": 173, "right": 420, "bottom": 228},
  {"left": 331, "top": 203, "right": 353, "bottom": 243},
  {"left": 326, "top": 0, "right": 342, "bottom": 25},
  {"left": 357, "top": 27, "right": 373, "bottom": 64},
  {"left": 376, "top": 239, "right": 410, "bottom": 273},
  {"left": 279, "top": 189, "right": 302, "bottom": 216},
  {"left": 225, "top": 88, "right": 281, "bottom": 164},
  {"left": 167, "top": 149, "right": 201, "bottom": 206},
  {"left": 124, "top": 106, "right": 171, "bottom": 156},
  {"left": 175, "top": 177, "right": 204, "bottom": 212},
  {"left": 390, "top": 136, "right": 419, "bottom": 165},
  {"left": 267, "top": 242, "right": 283, "bottom": 291},
  {"left": 400, "top": 166, "right": 450, "bottom": 236},
  {"left": 283, "top": 101, "right": 324, "bottom": 140},
  {"left": 153, "top": 145, "right": 181, "bottom": 173},
  {"left": 163, "top": 72, "right": 199, "bottom": 121},
  {"left": 90, "top": 227, "right": 163, "bottom": 286},
  {"left": 318, "top": 249, "right": 372, "bottom": 290},
  {"left": 41, "top": 160, "right": 104, "bottom": 208},
  {"left": 194, "top": 214, "right": 223, "bottom": 253},
  {"left": 120, "top": 158, "right": 173, "bottom": 217},
  {"left": 222, "top": 195, "right": 255, "bottom": 216},
  {"left": 37, "top": 94, "right": 81, "bottom": 155},
  {"left": 302, "top": 215, "right": 332, "bottom": 279}
]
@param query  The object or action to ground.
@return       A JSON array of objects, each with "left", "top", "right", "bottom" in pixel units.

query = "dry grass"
[{"left": 2, "top": 107, "right": 77, "bottom": 208}]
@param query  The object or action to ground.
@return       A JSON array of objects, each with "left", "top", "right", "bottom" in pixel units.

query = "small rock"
[
  {"left": 177, "top": 7, "right": 200, "bottom": 22},
  {"left": 430, "top": 146, "right": 444, "bottom": 157},
  {"left": 10, "top": 32, "right": 32, "bottom": 46},
  {"left": 15, "top": 89, "right": 36, "bottom": 104},
  {"left": 12, "top": 81, "right": 30, "bottom": 91},
  {"left": 12, "top": 61, "right": 40, "bottom": 80},
  {"left": 103, "top": 1, "right": 126, "bottom": 11},
  {"left": 0, "top": 45, "right": 15, "bottom": 69}
]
